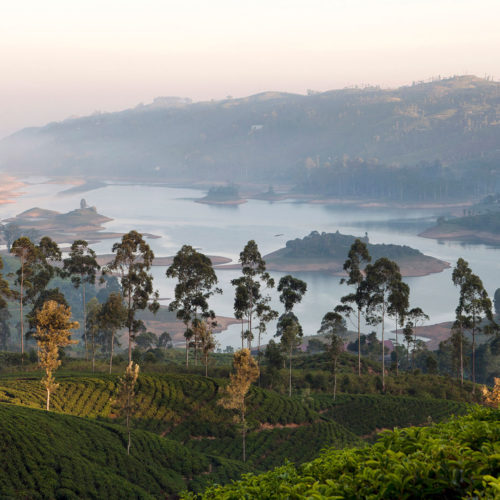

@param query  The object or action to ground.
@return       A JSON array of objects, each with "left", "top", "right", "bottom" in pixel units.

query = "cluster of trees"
[
  {"left": 295, "top": 158, "right": 499, "bottom": 203},
  {"left": 283, "top": 230, "right": 421, "bottom": 260},
  {"left": 0, "top": 232, "right": 161, "bottom": 368},
  {"left": 204, "top": 184, "right": 240, "bottom": 201}
]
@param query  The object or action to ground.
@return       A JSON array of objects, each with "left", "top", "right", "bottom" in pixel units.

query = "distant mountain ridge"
[{"left": 1, "top": 75, "right": 499, "bottom": 189}]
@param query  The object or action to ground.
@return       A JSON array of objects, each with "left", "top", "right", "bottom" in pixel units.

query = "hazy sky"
[{"left": 1, "top": 0, "right": 499, "bottom": 138}]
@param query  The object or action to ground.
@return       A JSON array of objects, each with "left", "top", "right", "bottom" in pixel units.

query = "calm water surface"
[{"left": 3, "top": 181, "right": 499, "bottom": 348}]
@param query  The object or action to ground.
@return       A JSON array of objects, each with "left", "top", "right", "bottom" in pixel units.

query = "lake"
[{"left": 3, "top": 180, "right": 499, "bottom": 349}]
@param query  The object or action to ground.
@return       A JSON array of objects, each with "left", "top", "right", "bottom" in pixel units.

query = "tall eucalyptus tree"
[
  {"left": 364, "top": 257, "right": 403, "bottom": 391},
  {"left": 106, "top": 231, "right": 159, "bottom": 363},
  {"left": 166, "top": 245, "right": 221, "bottom": 367},
  {"left": 231, "top": 240, "right": 274, "bottom": 350},
  {"left": 339, "top": 239, "right": 371, "bottom": 376},
  {"left": 63, "top": 239, "right": 100, "bottom": 360}
]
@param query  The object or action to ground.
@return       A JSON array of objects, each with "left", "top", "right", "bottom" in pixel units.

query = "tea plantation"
[
  {"left": 0, "top": 403, "right": 248, "bottom": 498},
  {"left": 185, "top": 407, "right": 500, "bottom": 499},
  {"left": 0, "top": 371, "right": 485, "bottom": 497}
]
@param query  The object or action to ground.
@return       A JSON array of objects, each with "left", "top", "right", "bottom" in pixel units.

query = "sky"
[{"left": 1, "top": 0, "right": 499, "bottom": 138}]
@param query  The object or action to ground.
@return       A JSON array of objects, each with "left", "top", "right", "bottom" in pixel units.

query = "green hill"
[
  {"left": 2, "top": 76, "right": 499, "bottom": 202},
  {"left": 0, "top": 370, "right": 483, "bottom": 497},
  {"left": 0, "top": 403, "right": 248, "bottom": 498},
  {"left": 311, "top": 394, "right": 468, "bottom": 439},
  {"left": 185, "top": 407, "right": 500, "bottom": 499}
]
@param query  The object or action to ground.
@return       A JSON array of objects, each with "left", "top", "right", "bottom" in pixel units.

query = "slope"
[{"left": 0, "top": 403, "right": 248, "bottom": 498}]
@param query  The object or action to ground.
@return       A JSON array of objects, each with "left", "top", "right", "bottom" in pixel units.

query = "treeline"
[{"left": 294, "top": 158, "right": 500, "bottom": 202}]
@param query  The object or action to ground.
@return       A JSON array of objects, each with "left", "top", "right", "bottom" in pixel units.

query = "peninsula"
[
  {"left": 420, "top": 209, "right": 500, "bottom": 245},
  {"left": 1, "top": 201, "right": 159, "bottom": 244}
]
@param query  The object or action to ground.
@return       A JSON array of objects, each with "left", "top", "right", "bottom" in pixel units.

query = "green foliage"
[{"left": 187, "top": 407, "right": 500, "bottom": 499}]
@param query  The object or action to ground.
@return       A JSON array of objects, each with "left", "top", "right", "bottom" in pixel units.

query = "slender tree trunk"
[
  {"left": 194, "top": 314, "right": 198, "bottom": 366},
  {"left": 205, "top": 353, "right": 208, "bottom": 377},
  {"left": 460, "top": 328, "right": 464, "bottom": 386},
  {"left": 46, "top": 387, "right": 50, "bottom": 411},
  {"left": 82, "top": 281, "right": 88, "bottom": 361},
  {"left": 241, "top": 319, "right": 244, "bottom": 350},
  {"left": 289, "top": 348, "right": 292, "bottom": 398},
  {"left": 395, "top": 313, "right": 399, "bottom": 376},
  {"left": 412, "top": 330, "right": 416, "bottom": 369},
  {"left": 91, "top": 331, "right": 95, "bottom": 373},
  {"left": 382, "top": 302, "right": 385, "bottom": 392},
  {"left": 126, "top": 396, "right": 131, "bottom": 455},
  {"left": 109, "top": 330, "right": 115, "bottom": 374},
  {"left": 472, "top": 322, "right": 476, "bottom": 393},
  {"left": 128, "top": 291, "right": 132, "bottom": 364},
  {"left": 257, "top": 330, "right": 261, "bottom": 387},
  {"left": 333, "top": 357, "right": 337, "bottom": 401},
  {"left": 20, "top": 258, "right": 24, "bottom": 366},
  {"left": 357, "top": 308, "right": 361, "bottom": 376},
  {"left": 242, "top": 408, "right": 246, "bottom": 462},
  {"left": 185, "top": 335, "right": 189, "bottom": 368}
]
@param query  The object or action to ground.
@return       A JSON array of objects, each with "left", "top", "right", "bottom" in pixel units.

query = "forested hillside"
[{"left": 1, "top": 76, "right": 500, "bottom": 201}]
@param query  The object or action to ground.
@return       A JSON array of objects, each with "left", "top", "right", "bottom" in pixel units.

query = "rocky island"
[{"left": 260, "top": 231, "right": 449, "bottom": 277}]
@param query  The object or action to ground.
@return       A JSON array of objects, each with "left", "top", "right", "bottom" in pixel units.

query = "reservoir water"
[{"left": 3, "top": 180, "right": 499, "bottom": 348}]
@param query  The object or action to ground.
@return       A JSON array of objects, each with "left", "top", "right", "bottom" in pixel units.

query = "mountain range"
[{"left": 1, "top": 75, "right": 499, "bottom": 190}]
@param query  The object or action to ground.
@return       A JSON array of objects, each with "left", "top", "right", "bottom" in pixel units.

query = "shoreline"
[
  {"left": 420, "top": 227, "right": 500, "bottom": 246},
  {"left": 195, "top": 198, "right": 247, "bottom": 205},
  {"left": 96, "top": 254, "right": 231, "bottom": 268},
  {"left": 216, "top": 257, "right": 450, "bottom": 278},
  {"left": 31, "top": 175, "right": 480, "bottom": 211},
  {"left": 140, "top": 315, "right": 240, "bottom": 342}
]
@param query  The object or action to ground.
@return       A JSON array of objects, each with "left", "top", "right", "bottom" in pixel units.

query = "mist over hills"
[{"left": 1, "top": 75, "right": 499, "bottom": 198}]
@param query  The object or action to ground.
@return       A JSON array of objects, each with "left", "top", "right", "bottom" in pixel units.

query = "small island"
[
  {"left": 420, "top": 197, "right": 500, "bottom": 245},
  {"left": 195, "top": 184, "right": 247, "bottom": 205},
  {"left": 1, "top": 200, "right": 159, "bottom": 244},
  {"left": 250, "top": 185, "right": 289, "bottom": 202},
  {"left": 260, "top": 231, "right": 449, "bottom": 277}
]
